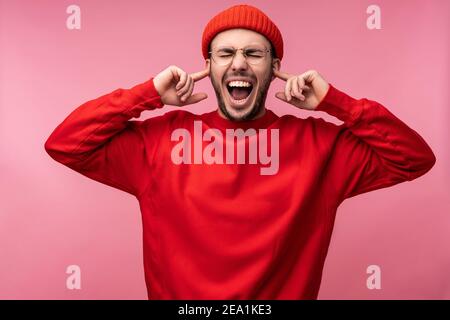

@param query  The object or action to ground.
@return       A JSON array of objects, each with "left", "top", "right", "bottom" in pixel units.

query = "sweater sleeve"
[
  {"left": 315, "top": 83, "right": 436, "bottom": 203},
  {"left": 44, "top": 77, "right": 164, "bottom": 197}
]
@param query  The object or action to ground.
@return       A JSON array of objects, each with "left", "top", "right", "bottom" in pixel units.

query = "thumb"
[
  {"left": 275, "top": 92, "right": 287, "bottom": 101},
  {"left": 185, "top": 92, "right": 208, "bottom": 105}
]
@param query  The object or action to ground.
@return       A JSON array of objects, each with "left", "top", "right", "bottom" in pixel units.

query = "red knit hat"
[{"left": 202, "top": 4, "right": 284, "bottom": 60}]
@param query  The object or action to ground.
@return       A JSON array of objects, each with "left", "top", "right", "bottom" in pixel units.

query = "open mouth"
[{"left": 224, "top": 80, "right": 255, "bottom": 108}]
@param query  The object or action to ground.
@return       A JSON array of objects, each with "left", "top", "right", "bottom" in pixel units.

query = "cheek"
[
  {"left": 254, "top": 67, "right": 271, "bottom": 85},
  {"left": 260, "top": 70, "right": 273, "bottom": 87},
  {"left": 211, "top": 73, "right": 224, "bottom": 89},
  {"left": 210, "top": 66, "right": 224, "bottom": 82}
]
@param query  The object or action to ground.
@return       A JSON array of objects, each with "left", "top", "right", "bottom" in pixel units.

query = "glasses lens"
[
  {"left": 212, "top": 45, "right": 268, "bottom": 65},
  {"left": 213, "top": 47, "right": 235, "bottom": 66},
  {"left": 244, "top": 46, "right": 267, "bottom": 65}
]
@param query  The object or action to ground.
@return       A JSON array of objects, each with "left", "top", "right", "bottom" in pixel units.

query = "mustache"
[{"left": 223, "top": 74, "right": 256, "bottom": 82}]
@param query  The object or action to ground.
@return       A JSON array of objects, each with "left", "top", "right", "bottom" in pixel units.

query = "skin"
[
  {"left": 205, "top": 28, "right": 280, "bottom": 121},
  {"left": 153, "top": 28, "right": 331, "bottom": 118}
]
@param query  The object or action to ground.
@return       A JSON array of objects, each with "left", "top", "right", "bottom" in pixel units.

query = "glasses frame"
[{"left": 208, "top": 45, "right": 272, "bottom": 66}]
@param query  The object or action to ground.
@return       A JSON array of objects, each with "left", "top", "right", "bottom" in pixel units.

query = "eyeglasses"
[{"left": 209, "top": 45, "right": 271, "bottom": 66}]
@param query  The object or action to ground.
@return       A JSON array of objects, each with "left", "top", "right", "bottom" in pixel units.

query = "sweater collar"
[{"left": 201, "top": 108, "right": 279, "bottom": 130}]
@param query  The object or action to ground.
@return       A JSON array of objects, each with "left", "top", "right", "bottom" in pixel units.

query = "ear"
[
  {"left": 205, "top": 59, "right": 211, "bottom": 76},
  {"left": 271, "top": 58, "right": 280, "bottom": 82}
]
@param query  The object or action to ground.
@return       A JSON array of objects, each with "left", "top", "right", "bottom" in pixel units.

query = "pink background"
[{"left": 1, "top": 0, "right": 449, "bottom": 299}]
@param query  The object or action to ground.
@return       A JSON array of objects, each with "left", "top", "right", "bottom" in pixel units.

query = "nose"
[{"left": 230, "top": 50, "right": 249, "bottom": 72}]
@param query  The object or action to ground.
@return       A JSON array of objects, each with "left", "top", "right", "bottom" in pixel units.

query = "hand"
[
  {"left": 153, "top": 65, "right": 209, "bottom": 106},
  {"left": 273, "top": 69, "right": 330, "bottom": 110}
]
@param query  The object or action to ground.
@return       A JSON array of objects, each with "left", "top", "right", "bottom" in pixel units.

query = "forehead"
[{"left": 210, "top": 28, "right": 271, "bottom": 48}]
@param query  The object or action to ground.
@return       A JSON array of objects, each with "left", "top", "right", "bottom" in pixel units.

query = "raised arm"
[
  {"left": 44, "top": 78, "right": 164, "bottom": 196},
  {"left": 315, "top": 84, "right": 436, "bottom": 201},
  {"left": 44, "top": 66, "right": 209, "bottom": 197},
  {"left": 273, "top": 68, "right": 436, "bottom": 202}
]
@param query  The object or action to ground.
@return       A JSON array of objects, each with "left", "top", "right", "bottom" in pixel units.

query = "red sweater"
[{"left": 45, "top": 77, "right": 435, "bottom": 299}]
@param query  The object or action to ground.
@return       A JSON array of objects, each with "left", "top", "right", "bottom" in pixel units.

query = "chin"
[{"left": 225, "top": 104, "right": 255, "bottom": 120}]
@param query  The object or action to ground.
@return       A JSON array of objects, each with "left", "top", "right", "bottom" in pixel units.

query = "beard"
[{"left": 210, "top": 66, "right": 273, "bottom": 122}]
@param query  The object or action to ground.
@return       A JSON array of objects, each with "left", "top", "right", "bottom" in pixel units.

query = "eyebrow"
[{"left": 214, "top": 42, "right": 266, "bottom": 47}]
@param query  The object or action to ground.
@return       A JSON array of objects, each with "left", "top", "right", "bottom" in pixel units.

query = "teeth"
[{"left": 228, "top": 80, "right": 252, "bottom": 87}]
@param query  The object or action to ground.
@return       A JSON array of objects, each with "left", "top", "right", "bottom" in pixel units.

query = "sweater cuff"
[
  {"left": 315, "top": 83, "right": 363, "bottom": 125},
  {"left": 131, "top": 77, "right": 165, "bottom": 110}
]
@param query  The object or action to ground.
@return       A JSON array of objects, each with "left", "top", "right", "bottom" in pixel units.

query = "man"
[{"left": 44, "top": 4, "right": 436, "bottom": 299}]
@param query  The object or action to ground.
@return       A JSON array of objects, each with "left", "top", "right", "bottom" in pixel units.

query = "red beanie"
[{"left": 201, "top": 4, "right": 284, "bottom": 60}]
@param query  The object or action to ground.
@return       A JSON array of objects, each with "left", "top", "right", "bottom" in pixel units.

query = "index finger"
[
  {"left": 190, "top": 67, "right": 210, "bottom": 82},
  {"left": 273, "top": 69, "right": 294, "bottom": 81}
]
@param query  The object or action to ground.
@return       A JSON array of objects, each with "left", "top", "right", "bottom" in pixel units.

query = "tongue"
[{"left": 230, "top": 87, "right": 250, "bottom": 100}]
